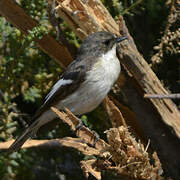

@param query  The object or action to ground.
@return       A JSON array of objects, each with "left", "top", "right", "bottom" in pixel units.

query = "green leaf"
[
  {"left": 23, "top": 86, "right": 41, "bottom": 102},
  {"left": 10, "top": 160, "right": 19, "bottom": 167}
]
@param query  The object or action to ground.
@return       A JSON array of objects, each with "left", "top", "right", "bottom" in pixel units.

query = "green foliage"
[
  {"left": 26, "top": 26, "right": 49, "bottom": 41},
  {"left": 23, "top": 87, "right": 41, "bottom": 102},
  {"left": 0, "top": 0, "right": 61, "bottom": 179},
  {"left": 0, "top": 93, "right": 17, "bottom": 141},
  {"left": 21, "top": 0, "right": 48, "bottom": 21},
  {"left": 102, "top": 0, "right": 144, "bottom": 18}
]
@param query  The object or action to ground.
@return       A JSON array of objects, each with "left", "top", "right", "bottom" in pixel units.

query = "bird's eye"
[{"left": 104, "top": 39, "right": 111, "bottom": 46}]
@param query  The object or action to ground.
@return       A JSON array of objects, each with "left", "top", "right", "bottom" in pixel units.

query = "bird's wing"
[{"left": 32, "top": 62, "right": 87, "bottom": 121}]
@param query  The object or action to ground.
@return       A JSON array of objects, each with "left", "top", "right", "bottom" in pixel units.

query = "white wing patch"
[{"left": 44, "top": 79, "right": 73, "bottom": 103}]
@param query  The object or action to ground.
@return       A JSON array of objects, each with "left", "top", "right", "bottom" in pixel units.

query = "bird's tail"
[
  {"left": 7, "top": 121, "right": 39, "bottom": 152},
  {"left": 8, "top": 109, "right": 56, "bottom": 152}
]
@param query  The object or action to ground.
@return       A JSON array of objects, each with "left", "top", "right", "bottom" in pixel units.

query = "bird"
[{"left": 8, "top": 31, "right": 127, "bottom": 152}]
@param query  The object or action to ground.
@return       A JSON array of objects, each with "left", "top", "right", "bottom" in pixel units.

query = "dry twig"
[{"left": 144, "top": 93, "right": 180, "bottom": 99}]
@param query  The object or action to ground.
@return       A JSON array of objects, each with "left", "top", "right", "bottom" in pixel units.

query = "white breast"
[{"left": 57, "top": 44, "right": 120, "bottom": 115}]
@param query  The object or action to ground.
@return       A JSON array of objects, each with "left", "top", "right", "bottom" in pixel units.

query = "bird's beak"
[{"left": 116, "top": 36, "right": 127, "bottom": 43}]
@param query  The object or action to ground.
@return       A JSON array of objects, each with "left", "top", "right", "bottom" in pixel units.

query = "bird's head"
[{"left": 77, "top": 31, "right": 127, "bottom": 58}]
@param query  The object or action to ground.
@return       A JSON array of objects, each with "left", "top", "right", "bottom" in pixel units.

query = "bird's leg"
[
  {"left": 75, "top": 117, "right": 100, "bottom": 148},
  {"left": 91, "top": 130, "right": 100, "bottom": 148},
  {"left": 75, "top": 117, "right": 84, "bottom": 132}
]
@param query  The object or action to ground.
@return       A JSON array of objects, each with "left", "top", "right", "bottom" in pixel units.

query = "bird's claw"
[
  {"left": 75, "top": 118, "right": 84, "bottom": 133},
  {"left": 75, "top": 118, "right": 99, "bottom": 148}
]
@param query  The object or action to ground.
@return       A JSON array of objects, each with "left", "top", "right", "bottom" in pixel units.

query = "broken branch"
[{"left": 144, "top": 93, "right": 180, "bottom": 99}]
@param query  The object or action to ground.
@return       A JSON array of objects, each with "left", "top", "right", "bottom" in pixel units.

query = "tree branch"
[
  {"left": 0, "top": 138, "right": 100, "bottom": 156},
  {"left": 0, "top": 0, "right": 73, "bottom": 68},
  {"left": 144, "top": 93, "right": 180, "bottom": 99},
  {"left": 51, "top": 107, "right": 108, "bottom": 150}
]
